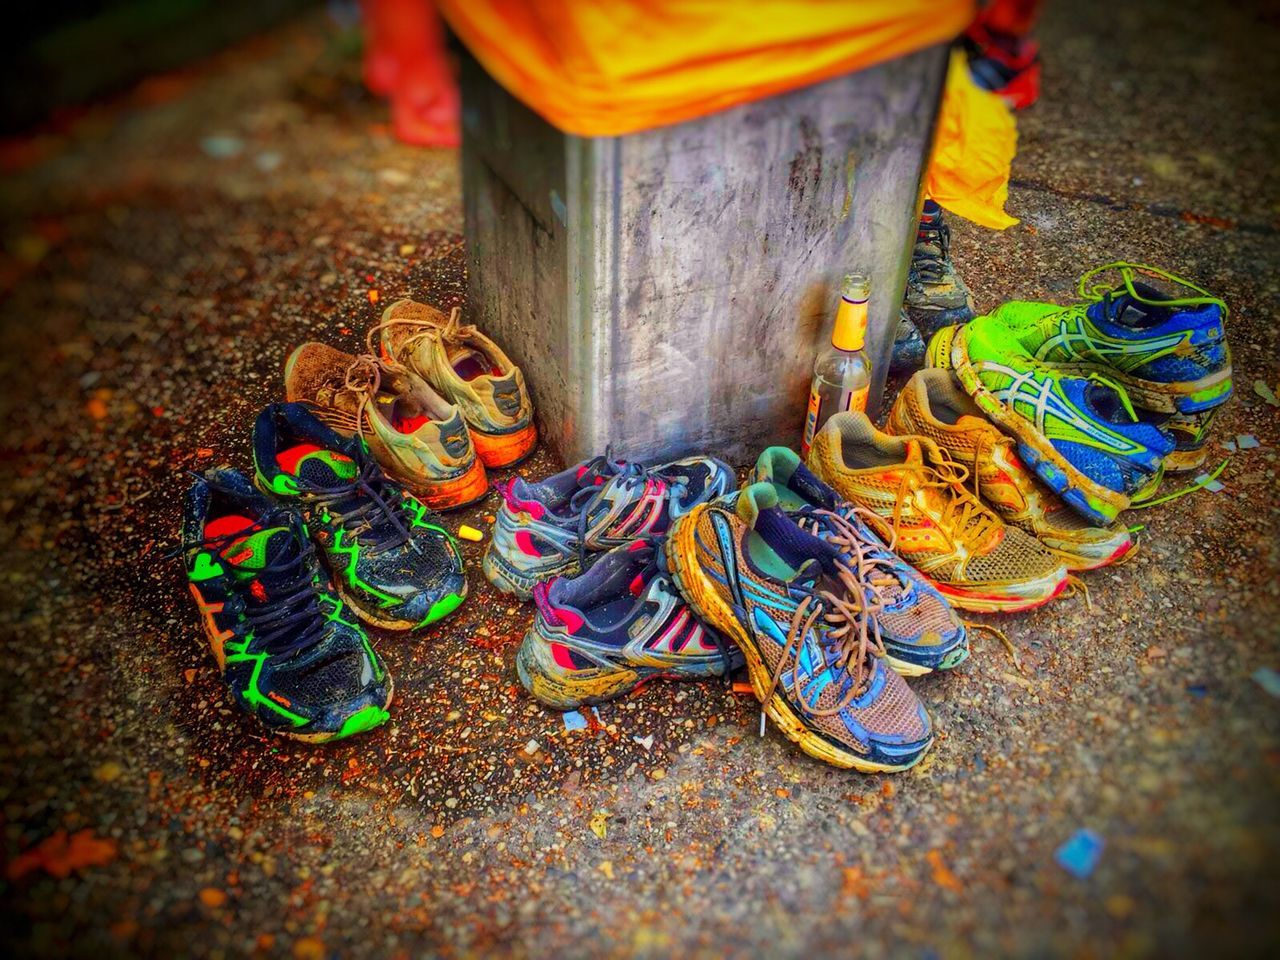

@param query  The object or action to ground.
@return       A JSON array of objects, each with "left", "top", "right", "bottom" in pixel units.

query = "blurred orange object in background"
[{"left": 436, "top": 0, "right": 974, "bottom": 137}]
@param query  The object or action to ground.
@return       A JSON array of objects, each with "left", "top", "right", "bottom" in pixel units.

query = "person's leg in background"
[{"left": 362, "top": 0, "right": 459, "bottom": 147}]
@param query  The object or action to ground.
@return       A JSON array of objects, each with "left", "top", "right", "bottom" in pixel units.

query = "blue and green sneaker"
[
  {"left": 253, "top": 403, "right": 466, "bottom": 631},
  {"left": 181, "top": 468, "right": 392, "bottom": 742},
  {"left": 987, "top": 262, "right": 1232, "bottom": 416},
  {"left": 951, "top": 316, "right": 1175, "bottom": 525}
]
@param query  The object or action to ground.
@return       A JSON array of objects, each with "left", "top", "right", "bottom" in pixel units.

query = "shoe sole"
[
  {"left": 665, "top": 507, "right": 930, "bottom": 774},
  {"left": 927, "top": 569, "right": 1068, "bottom": 614},
  {"left": 472, "top": 421, "right": 539, "bottom": 469},
  {"left": 407, "top": 457, "right": 492, "bottom": 511},
  {"left": 1041, "top": 533, "right": 1136, "bottom": 572},
  {"left": 481, "top": 546, "right": 579, "bottom": 601},
  {"left": 195, "top": 613, "right": 394, "bottom": 743},
  {"left": 950, "top": 329, "right": 1128, "bottom": 526},
  {"left": 884, "top": 644, "right": 970, "bottom": 678},
  {"left": 1163, "top": 445, "right": 1209, "bottom": 474},
  {"left": 515, "top": 626, "right": 729, "bottom": 710},
  {"left": 336, "top": 580, "right": 468, "bottom": 631}
]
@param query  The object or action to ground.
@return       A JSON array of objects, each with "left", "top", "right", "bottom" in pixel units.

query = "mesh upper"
[{"left": 964, "top": 526, "right": 1060, "bottom": 581}]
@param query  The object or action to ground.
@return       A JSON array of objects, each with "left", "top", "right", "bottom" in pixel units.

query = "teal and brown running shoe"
[
  {"left": 986, "top": 262, "right": 1232, "bottom": 416},
  {"left": 181, "top": 468, "right": 392, "bottom": 742},
  {"left": 253, "top": 403, "right": 467, "bottom": 630},
  {"left": 950, "top": 316, "right": 1175, "bottom": 525},
  {"left": 665, "top": 484, "right": 934, "bottom": 773}
]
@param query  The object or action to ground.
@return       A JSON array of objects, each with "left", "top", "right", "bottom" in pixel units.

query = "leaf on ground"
[
  {"left": 1253, "top": 380, "right": 1279, "bottom": 407},
  {"left": 927, "top": 849, "right": 964, "bottom": 893},
  {"left": 7, "top": 829, "right": 118, "bottom": 880}
]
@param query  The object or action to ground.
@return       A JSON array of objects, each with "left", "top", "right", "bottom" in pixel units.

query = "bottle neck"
[{"left": 831, "top": 294, "right": 868, "bottom": 352}]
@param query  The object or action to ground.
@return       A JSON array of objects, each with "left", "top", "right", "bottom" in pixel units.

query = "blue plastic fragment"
[
  {"left": 1253, "top": 667, "right": 1280, "bottom": 698},
  {"left": 562, "top": 710, "right": 588, "bottom": 731},
  {"left": 1237, "top": 434, "right": 1260, "bottom": 449},
  {"left": 1055, "top": 829, "right": 1104, "bottom": 879},
  {"left": 1193, "top": 473, "right": 1225, "bottom": 493},
  {"left": 1186, "top": 683, "right": 1208, "bottom": 698}
]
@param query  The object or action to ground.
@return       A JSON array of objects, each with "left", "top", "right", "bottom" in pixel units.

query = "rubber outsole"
[
  {"left": 336, "top": 580, "right": 468, "bottom": 632},
  {"left": 665, "top": 508, "right": 930, "bottom": 773},
  {"left": 472, "top": 421, "right": 538, "bottom": 469},
  {"left": 928, "top": 572, "right": 1068, "bottom": 614},
  {"left": 481, "top": 547, "right": 578, "bottom": 601},
  {"left": 408, "top": 457, "right": 491, "bottom": 512},
  {"left": 950, "top": 328, "right": 1128, "bottom": 526},
  {"left": 1041, "top": 533, "right": 1135, "bottom": 572}
]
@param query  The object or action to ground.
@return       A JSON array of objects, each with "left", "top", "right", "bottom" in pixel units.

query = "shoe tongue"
[{"left": 220, "top": 526, "right": 296, "bottom": 586}]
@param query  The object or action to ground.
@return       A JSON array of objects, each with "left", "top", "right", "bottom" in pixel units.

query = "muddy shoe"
[
  {"left": 253, "top": 403, "right": 467, "bottom": 630},
  {"left": 807, "top": 410, "right": 1069, "bottom": 613},
  {"left": 181, "top": 467, "right": 392, "bottom": 742},
  {"left": 284, "top": 342, "right": 488, "bottom": 510},
  {"left": 665, "top": 484, "right": 934, "bottom": 773},
  {"left": 750, "top": 446, "right": 969, "bottom": 676},
  {"left": 886, "top": 369, "right": 1134, "bottom": 571},
  {"left": 949, "top": 315, "right": 1175, "bottom": 524},
  {"left": 904, "top": 202, "right": 975, "bottom": 338},
  {"left": 374, "top": 299, "right": 538, "bottom": 468},
  {"left": 516, "top": 539, "right": 739, "bottom": 709},
  {"left": 483, "top": 449, "right": 734, "bottom": 600}
]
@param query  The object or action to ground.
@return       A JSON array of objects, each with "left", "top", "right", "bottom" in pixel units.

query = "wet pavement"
[{"left": 1, "top": 1, "right": 1278, "bottom": 956}]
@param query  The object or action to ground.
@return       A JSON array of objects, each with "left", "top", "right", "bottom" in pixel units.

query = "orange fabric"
[
  {"left": 925, "top": 50, "right": 1019, "bottom": 230},
  {"left": 437, "top": 0, "right": 975, "bottom": 137}
]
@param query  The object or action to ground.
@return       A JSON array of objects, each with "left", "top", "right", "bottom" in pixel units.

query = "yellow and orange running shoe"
[
  {"left": 806, "top": 411, "right": 1068, "bottom": 613},
  {"left": 284, "top": 342, "right": 488, "bottom": 510},
  {"left": 886, "top": 370, "right": 1134, "bottom": 571},
  {"left": 374, "top": 299, "right": 537, "bottom": 468}
]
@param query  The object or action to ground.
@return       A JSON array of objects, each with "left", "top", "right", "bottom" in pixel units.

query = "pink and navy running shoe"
[
  {"left": 482, "top": 450, "right": 734, "bottom": 599},
  {"left": 516, "top": 540, "right": 741, "bottom": 709}
]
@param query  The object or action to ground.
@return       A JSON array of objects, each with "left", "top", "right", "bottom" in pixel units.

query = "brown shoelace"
[{"left": 758, "top": 542, "right": 891, "bottom": 725}]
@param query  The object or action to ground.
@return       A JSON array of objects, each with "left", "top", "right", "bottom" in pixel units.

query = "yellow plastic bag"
[
  {"left": 925, "top": 50, "right": 1019, "bottom": 230},
  {"left": 438, "top": 0, "right": 975, "bottom": 137}
]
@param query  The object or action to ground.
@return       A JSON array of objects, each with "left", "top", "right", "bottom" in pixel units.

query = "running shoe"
[
  {"left": 181, "top": 467, "right": 391, "bottom": 742},
  {"left": 887, "top": 369, "right": 1134, "bottom": 571},
  {"left": 284, "top": 342, "right": 488, "bottom": 510},
  {"left": 889, "top": 307, "right": 926, "bottom": 375},
  {"left": 665, "top": 483, "right": 933, "bottom": 772},
  {"left": 483, "top": 450, "right": 735, "bottom": 600},
  {"left": 950, "top": 315, "right": 1176, "bottom": 525},
  {"left": 516, "top": 539, "right": 740, "bottom": 709},
  {"left": 904, "top": 202, "right": 975, "bottom": 339},
  {"left": 1161, "top": 408, "right": 1218, "bottom": 473},
  {"left": 253, "top": 403, "right": 467, "bottom": 630},
  {"left": 807, "top": 411, "right": 1069, "bottom": 613},
  {"left": 750, "top": 447, "right": 968, "bottom": 675},
  {"left": 374, "top": 299, "right": 537, "bottom": 468},
  {"left": 987, "top": 263, "right": 1232, "bottom": 415}
]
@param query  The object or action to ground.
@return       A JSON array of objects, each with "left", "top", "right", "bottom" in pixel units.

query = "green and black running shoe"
[
  {"left": 181, "top": 467, "right": 392, "bottom": 742},
  {"left": 252, "top": 403, "right": 467, "bottom": 630}
]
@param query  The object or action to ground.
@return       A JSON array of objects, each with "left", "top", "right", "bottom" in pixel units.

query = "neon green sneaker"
[
  {"left": 986, "top": 262, "right": 1231, "bottom": 415},
  {"left": 950, "top": 316, "right": 1175, "bottom": 525}
]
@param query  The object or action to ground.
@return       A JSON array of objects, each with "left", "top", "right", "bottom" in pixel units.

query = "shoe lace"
[
  {"left": 794, "top": 508, "right": 911, "bottom": 603},
  {"left": 888, "top": 441, "right": 1001, "bottom": 549},
  {"left": 367, "top": 305, "right": 477, "bottom": 362},
  {"left": 913, "top": 220, "right": 951, "bottom": 283},
  {"left": 1077, "top": 261, "right": 1229, "bottom": 319},
  {"left": 759, "top": 556, "right": 889, "bottom": 725},
  {"left": 188, "top": 511, "right": 329, "bottom": 657},
  {"left": 565, "top": 446, "right": 689, "bottom": 568},
  {"left": 304, "top": 454, "right": 419, "bottom": 557}
]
